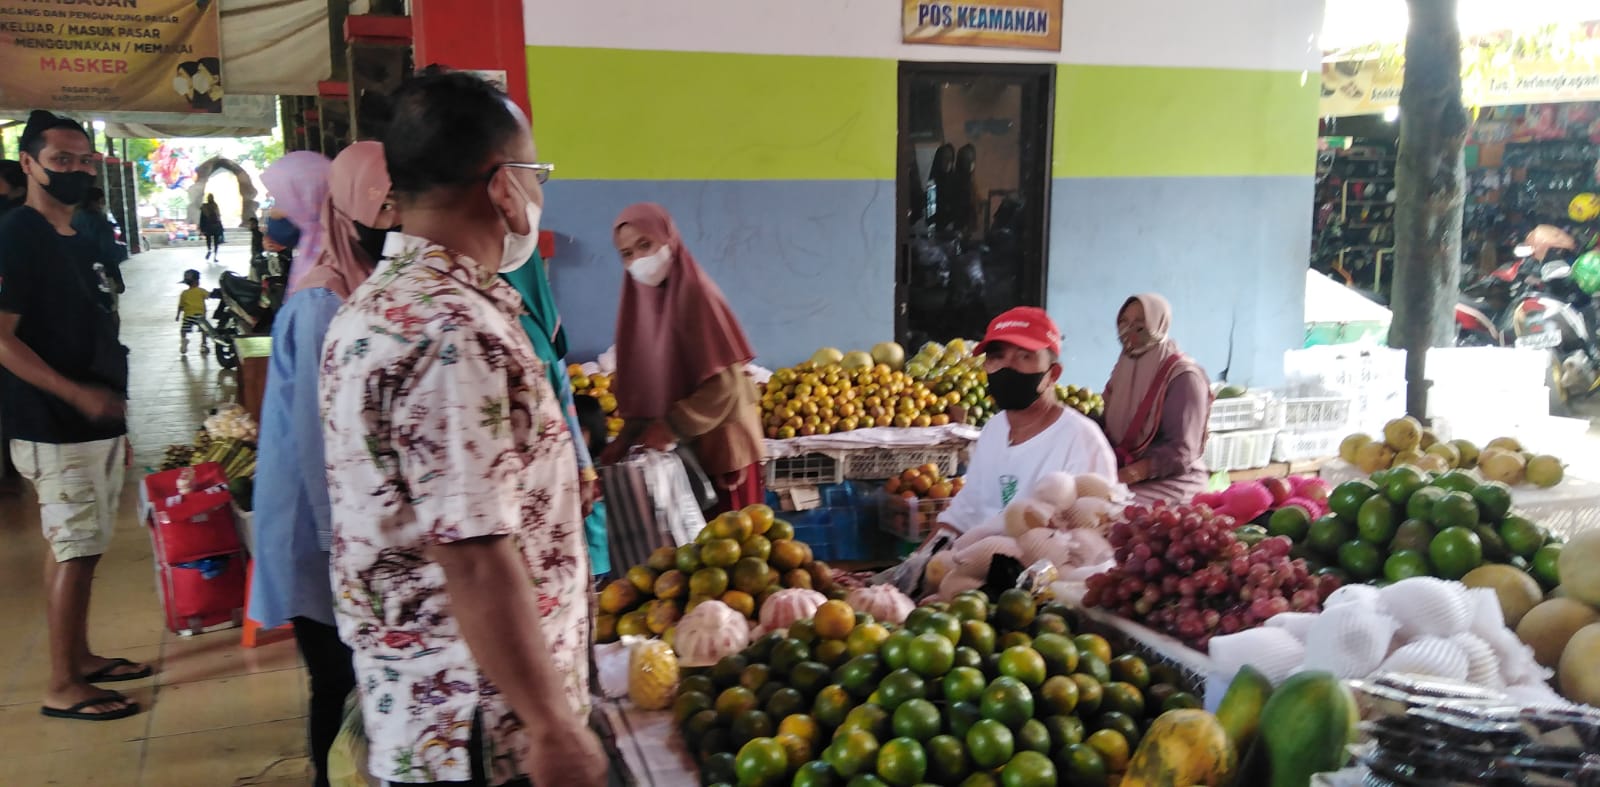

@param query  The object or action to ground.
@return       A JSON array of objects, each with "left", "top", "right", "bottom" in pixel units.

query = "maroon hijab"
[{"left": 612, "top": 203, "right": 756, "bottom": 419}]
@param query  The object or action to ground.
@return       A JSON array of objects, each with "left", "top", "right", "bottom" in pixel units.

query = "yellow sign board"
[
  {"left": 902, "top": 0, "right": 1063, "bottom": 52},
  {"left": 1322, "top": 54, "right": 1600, "bottom": 117},
  {"left": 0, "top": 0, "right": 223, "bottom": 114}
]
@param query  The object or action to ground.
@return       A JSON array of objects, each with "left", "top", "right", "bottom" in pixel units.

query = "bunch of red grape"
[{"left": 1083, "top": 503, "right": 1341, "bottom": 649}]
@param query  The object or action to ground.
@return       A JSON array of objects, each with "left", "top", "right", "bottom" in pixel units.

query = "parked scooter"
[{"left": 203, "top": 271, "right": 285, "bottom": 370}]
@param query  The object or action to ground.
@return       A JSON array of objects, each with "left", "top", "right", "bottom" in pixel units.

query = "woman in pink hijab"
[
  {"left": 259, "top": 150, "right": 333, "bottom": 290},
  {"left": 601, "top": 203, "right": 767, "bottom": 513},
  {"left": 1102, "top": 294, "right": 1213, "bottom": 505},
  {"left": 250, "top": 141, "right": 397, "bottom": 787}
]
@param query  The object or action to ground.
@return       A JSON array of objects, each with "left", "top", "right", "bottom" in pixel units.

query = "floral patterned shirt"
[{"left": 321, "top": 234, "right": 591, "bottom": 785}]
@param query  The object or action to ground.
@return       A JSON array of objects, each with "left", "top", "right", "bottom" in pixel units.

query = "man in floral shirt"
[{"left": 320, "top": 68, "right": 605, "bottom": 787}]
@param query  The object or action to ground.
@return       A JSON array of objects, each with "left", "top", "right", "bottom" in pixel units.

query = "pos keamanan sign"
[
  {"left": 0, "top": 0, "right": 223, "bottom": 114},
  {"left": 902, "top": 0, "right": 1063, "bottom": 52}
]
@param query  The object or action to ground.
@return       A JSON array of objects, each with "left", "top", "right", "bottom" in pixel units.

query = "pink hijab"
[
  {"left": 291, "top": 141, "right": 390, "bottom": 299},
  {"left": 1103, "top": 294, "right": 1205, "bottom": 460},
  {"left": 612, "top": 203, "right": 756, "bottom": 419},
  {"left": 259, "top": 151, "right": 331, "bottom": 291}
]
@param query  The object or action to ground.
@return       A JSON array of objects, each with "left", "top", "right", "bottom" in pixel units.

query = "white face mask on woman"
[{"left": 627, "top": 245, "right": 673, "bottom": 286}]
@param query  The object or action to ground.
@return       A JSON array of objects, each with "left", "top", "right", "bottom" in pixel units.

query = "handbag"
[
  {"left": 674, "top": 443, "right": 720, "bottom": 513},
  {"left": 600, "top": 449, "right": 710, "bottom": 573}
]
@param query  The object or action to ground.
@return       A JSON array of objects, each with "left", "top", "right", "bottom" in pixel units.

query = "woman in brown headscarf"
[
  {"left": 1102, "top": 294, "right": 1213, "bottom": 505},
  {"left": 600, "top": 203, "right": 767, "bottom": 512}
]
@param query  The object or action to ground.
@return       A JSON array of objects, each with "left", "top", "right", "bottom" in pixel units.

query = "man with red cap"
[{"left": 932, "top": 307, "right": 1116, "bottom": 537}]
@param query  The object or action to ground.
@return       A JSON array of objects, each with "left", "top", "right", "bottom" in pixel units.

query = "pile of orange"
[
  {"left": 884, "top": 463, "right": 963, "bottom": 501},
  {"left": 759, "top": 362, "right": 957, "bottom": 439}
]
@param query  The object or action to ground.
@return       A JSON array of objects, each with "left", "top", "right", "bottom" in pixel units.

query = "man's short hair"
[
  {"left": 382, "top": 66, "right": 523, "bottom": 197},
  {"left": 18, "top": 110, "right": 90, "bottom": 160},
  {"left": 0, "top": 160, "right": 24, "bottom": 190}
]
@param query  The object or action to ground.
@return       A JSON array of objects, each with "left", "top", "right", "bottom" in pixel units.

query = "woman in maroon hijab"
[
  {"left": 600, "top": 203, "right": 767, "bottom": 512},
  {"left": 1102, "top": 293, "right": 1213, "bottom": 504}
]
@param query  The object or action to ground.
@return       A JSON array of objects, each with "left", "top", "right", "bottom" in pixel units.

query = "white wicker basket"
[
  {"left": 1278, "top": 397, "right": 1354, "bottom": 434},
  {"left": 1272, "top": 430, "right": 1343, "bottom": 463},
  {"left": 1209, "top": 395, "right": 1272, "bottom": 433},
  {"left": 1204, "top": 429, "right": 1277, "bottom": 472}
]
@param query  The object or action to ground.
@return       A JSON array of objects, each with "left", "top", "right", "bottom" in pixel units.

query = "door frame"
[{"left": 894, "top": 60, "right": 1057, "bottom": 344}]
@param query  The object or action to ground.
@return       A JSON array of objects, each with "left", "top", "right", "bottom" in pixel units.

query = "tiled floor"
[{"left": 0, "top": 240, "right": 312, "bottom": 786}]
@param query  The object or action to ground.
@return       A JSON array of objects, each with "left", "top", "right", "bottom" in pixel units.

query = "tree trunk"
[{"left": 1390, "top": 0, "right": 1468, "bottom": 421}]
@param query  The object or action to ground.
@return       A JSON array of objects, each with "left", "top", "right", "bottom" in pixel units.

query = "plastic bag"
[{"left": 328, "top": 691, "right": 381, "bottom": 787}]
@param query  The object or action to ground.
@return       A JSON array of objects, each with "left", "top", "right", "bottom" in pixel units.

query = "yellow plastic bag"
[{"left": 327, "top": 691, "right": 382, "bottom": 787}]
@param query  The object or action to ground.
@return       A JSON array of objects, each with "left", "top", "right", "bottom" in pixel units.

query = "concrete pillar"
[{"left": 411, "top": 0, "right": 529, "bottom": 114}]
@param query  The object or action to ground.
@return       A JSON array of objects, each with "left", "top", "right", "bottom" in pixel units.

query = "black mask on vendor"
[
  {"left": 987, "top": 367, "right": 1048, "bottom": 411},
  {"left": 353, "top": 221, "right": 399, "bottom": 263}
]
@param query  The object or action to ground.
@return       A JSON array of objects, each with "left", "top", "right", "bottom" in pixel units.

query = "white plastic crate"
[
  {"left": 1204, "top": 429, "right": 1277, "bottom": 472},
  {"left": 1272, "top": 430, "right": 1343, "bottom": 463},
  {"left": 1278, "top": 396, "right": 1354, "bottom": 433},
  {"left": 841, "top": 446, "right": 962, "bottom": 481},
  {"left": 1208, "top": 394, "right": 1271, "bottom": 433},
  {"left": 764, "top": 451, "right": 844, "bottom": 489},
  {"left": 1426, "top": 347, "right": 1551, "bottom": 389},
  {"left": 1284, "top": 346, "right": 1406, "bottom": 396}
]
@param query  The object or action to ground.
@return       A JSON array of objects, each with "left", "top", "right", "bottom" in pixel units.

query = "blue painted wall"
[{"left": 542, "top": 176, "right": 1310, "bottom": 388}]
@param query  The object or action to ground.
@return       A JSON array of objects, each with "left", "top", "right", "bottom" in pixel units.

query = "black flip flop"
[
  {"left": 40, "top": 695, "right": 140, "bottom": 722},
  {"left": 83, "top": 657, "right": 153, "bottom": 683}
]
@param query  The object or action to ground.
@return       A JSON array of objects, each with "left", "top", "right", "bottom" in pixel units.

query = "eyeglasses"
[{"left": 496, "top": 162, "right": 554, "bottom": 184}]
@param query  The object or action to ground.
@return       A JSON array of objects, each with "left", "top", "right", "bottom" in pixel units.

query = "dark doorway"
[{"left": 896, "top": 62, "right": 1054, "bottom": 349}]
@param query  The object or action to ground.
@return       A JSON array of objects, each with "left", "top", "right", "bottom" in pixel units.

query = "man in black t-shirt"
[{"left": 0, "top": 111, "right": 146, "bottom": 723}]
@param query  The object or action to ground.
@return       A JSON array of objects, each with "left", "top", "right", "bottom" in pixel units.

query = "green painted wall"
[{"left": 526, "top": 47, "right": 1319, "bottom": 181}]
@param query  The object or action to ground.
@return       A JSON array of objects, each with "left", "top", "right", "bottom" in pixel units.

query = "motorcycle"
[
  {"left": 1455, "top": 246, "right": 1536, "bottom": 348},
  {"left": 203, "top": 271, "right": 285, "bottom": 370}
]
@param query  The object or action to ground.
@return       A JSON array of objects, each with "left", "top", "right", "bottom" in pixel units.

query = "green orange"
[
  {"left": 997, "top": 646, "right": 1047, "bottom": 689},
  {"left": 907, "top": 633, "right": 956, "bottom": 678},
  {"left": 891, "top": 699, "right": 941, "bottom": 742},
  {"left": 980, "top": 676, "right": 1035, "bottom": 729},
  {"left": 733, "top": 737, "right": 788, "bottom": 787},
  {"left": 1054, "top": 743, "right": 1108, "bottom": 787},
  {"left": 824, "top": 729, "right": 880, "bottom": 779},
  {"left": 875, "top": 737, "right": 927, "bottom": 787},
  {"left": 1029, "top": 633, "right": 1079, "bottom": 676},
  {"left": 1000, "top": 750, "right": 1058, "bottom": 787},
  {"left": 1431, "top": 526, "right": 1485, "bottom": 580},
  {"left": 942, "top": 666, "right": 988, "bottom": 705},
  {"left": 965, "top": 718, "right": 1016, "bottom": 770},
  {"left": 925, "top": 734, "right": 971, "bottom": 784}
]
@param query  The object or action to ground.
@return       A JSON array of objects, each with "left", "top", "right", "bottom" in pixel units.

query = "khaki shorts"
[{"left": 11, "top": 438, "right": 126, "bottom": 562}]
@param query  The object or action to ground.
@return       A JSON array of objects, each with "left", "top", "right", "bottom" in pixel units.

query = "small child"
[
  {"left": 176, "top": 269, "right": 209, "bottom": 355},
  {"left": 574, "top": 395, "right": 611, "bottom": 579}
]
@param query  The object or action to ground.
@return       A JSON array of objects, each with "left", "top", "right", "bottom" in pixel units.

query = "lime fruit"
[
  {"left": 1471, "top": 482, "right": 1514, "bottom": 522},
  {"left": 1389, "top": 519, "right": 1437, "bottom": 553},
  {"left": 1307, "top": 515, "right": 1355, "bottom": 556},
  {"left": 980, "top": 676, "right": 1035, "bottom": 729},
  {"left": 1531, "top": 543, "right": 1563, "bottom": 590},
  {"left": 1338, "top": 539, "right": 1384, "bottom": 581},
  {"left": 875, "top": 737, "right": 927, "bottom": 787},
  {"left": 1385, "top": 465, "right": 1429, "bottom": 505},
  {"left": 1267, "top": 506, "right": 1312, "bottom": 541},
  {"left": 965, "top": 718, "right": 1016, "bottom": 770},
  {"left": 1329, "top": 479, "right": 1380, "bottom": 522},
  {"left": 1500, "top": 515, "right": 1545, "bottom": 558},
  {"left": 1431, "top": 526, "right": 1485, "bottom": 580},
  {"left": 1406, "top": 486, "right": 1447, "bottom": 523},
  {"left": 1384, "top": 549, "right": 1432, "bottom": 582},
  {"left": 733, "top": 737, "right": 788, "bottom": 787},
  {"left": 891, "top": 699, "right": 942, "bottom": 742},
  {"left": 1357, "top": 494, "right": 1399, "bottom": 544},
  {"left": 907, "top": 633, "right": 956, "bottom": 678},
  {"left": 1432, "top": 491, "right": 1481, "bottom": 529},
  {"left": 943, "top": 666, "right": 988, "bottom": 705},
  {"left": 1000, "top": 750, "right": 1058, "bottom": 787},
  {"left": 997, "top": 646, "right": 1047, "bottom": 689}
]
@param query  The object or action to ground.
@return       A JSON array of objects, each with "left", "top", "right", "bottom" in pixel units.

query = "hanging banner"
[
  {"left": 902, "top": 0, "right": 1062, "bottom": 52},
  {"left": 0, "top": 0, "right": 224, "bottom": 114}
]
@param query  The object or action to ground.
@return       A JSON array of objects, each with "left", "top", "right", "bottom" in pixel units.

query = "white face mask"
[
  {"left": 499, "top": 199, "right": 541, "bottom": 273},
  {"left": 627, "top": 246, "right": 673, "bottom": 287},
  {"left": 173, "top": 76, "right": 191, "bottom": 96}
]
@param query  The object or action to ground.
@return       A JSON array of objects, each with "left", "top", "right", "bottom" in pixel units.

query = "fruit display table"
[
  {"left": 593, "top": 700, "right": 696, "bottom": 787},
  {"left": 1320, "top": 459, "right": 1600, "bottom": 539}
]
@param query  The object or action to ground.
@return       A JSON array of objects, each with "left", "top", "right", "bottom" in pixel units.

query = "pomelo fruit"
[
  {"left": 1558, "top": 623, "right": 1600, "bottom": 707},
  {"left": 1339, "top": 433, "right": 1373, "bottom": 464},
  {"left": 1383, "top": 416, "right": 1423, "bottom": 451},
  {"left": 1516, "top": 598, "right": 1600, "bottom": 668},
  {"left": 1527, "top": 455, "right": 1565, "bottom": 488},
  {"left": 1557, "top": 529, "right": 1600, "bottom": 606},
  {"left": 1461, "top": 564, "right": 1543, "bottom": 627},
  {"left": 811, "top": 347, "right": 845, "bottom": 367},
  {"left": 871, "top": 342, "right": 907, "bottom": 371}
]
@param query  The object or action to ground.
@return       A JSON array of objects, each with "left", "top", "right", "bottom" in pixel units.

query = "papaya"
[
  {"left": 1252, "top": 671, "right": 1357, "bottom": 787},
  {"left": 1214, "top": 665, "right": 1273, "bottom": 753},
  {"left": 1121, "top": 709, "right": 1235, "bottom": 787}
]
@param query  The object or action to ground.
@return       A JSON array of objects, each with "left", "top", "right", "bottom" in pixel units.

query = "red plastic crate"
[
  {"left": 155, "top": 551, "right": 246, "bottom": 634},
  {"left": 144, "top": 464, "right": 241, "bottom": 563}
]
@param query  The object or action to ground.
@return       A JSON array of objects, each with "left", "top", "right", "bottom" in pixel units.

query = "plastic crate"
[
  {"left": 841, "top": 446, "right": 961, "bottom": 481},
  {"left": 1208, "top": 395, "right": 1271, "bottom": 433},
  {"left": 878, "top": 493, "right": 956, "bottom": 542},
  {"left": 1272, "top": 430, "right": 1343, "bottom": 463},
  {"left": 765, "top": 451, "right": 844, "bottom": 489},
  {"left": 1203, "top": 429, "right": 1277, "bottom": 472},
  {"left": 1278, "top": 396, "right": 1354, "bottom": 433}
]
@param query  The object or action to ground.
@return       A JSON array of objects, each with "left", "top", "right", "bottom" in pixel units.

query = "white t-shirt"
[{"left": 939, "top": 407, "right": 1118, "bottom": 533}]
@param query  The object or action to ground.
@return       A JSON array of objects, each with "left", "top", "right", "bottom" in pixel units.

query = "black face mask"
[
  {"left": 37, "top": 167, "right": 94, "bottom": 207},
  {"left": 353, "top": 222, "right": 399, "bottom": 263},
  {"left": 987, "top": 367, "right": 1049, "bottom": 411}
]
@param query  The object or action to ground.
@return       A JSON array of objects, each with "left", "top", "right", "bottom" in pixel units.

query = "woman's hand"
[{"left": 1118, "top": 459, "right": 1155, "bottom": 486}]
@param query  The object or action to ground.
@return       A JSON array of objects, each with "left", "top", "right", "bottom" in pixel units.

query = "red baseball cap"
[{"left": 976, "top": 307, "right": 1061, "bottom": 356}]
